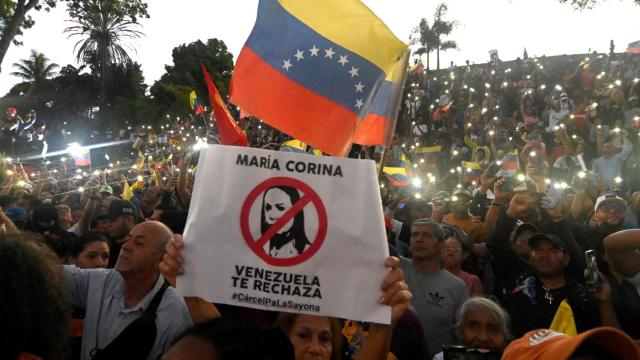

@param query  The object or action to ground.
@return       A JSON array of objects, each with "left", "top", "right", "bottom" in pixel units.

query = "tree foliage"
[
  {"left": 10, "top": 49, "right": 57, "bottom": 92},
  {"left": 412, "top": 3, "right": 458, "bottom": 70},
  {"left": 0, "top": 0, "right": 57, "bottom": 73},
  {"left": 150, "top": 38, "right": 234, "bottom": 119},
  {"left": 64, "top": 0, "right": 147, "bottom": 105},
  {"left": 558, "top": 0, "right": 640, "bottom": 10}
]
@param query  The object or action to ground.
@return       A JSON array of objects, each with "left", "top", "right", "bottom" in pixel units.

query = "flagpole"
[{"left": 378, "top": 49, "right": 411, "bottom": 179}]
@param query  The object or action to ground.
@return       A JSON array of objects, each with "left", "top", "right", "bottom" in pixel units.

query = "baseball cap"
[
  {"left": 594, "top": 192, "right": 627, "bottom": 212},
  {"left": 528, "top": 233, "right": 565, "bottom": 252},
  {"left": 514, "top": 222, "right": 539, "bottom": 239},
  {"left": 99, "top": 185, "right": 113, "bottom": 195},
  {"left": 5, "top": 207, "right": 28, "bottom": 224},
  {"left": 31, "top": 204, "right": 60, "bottom": 232},
  {"left": 101, "top": 199, "right": 135, "bottom": 220},
  {"left": 452, "top": 188, "right": 473, "bottom": 199},
  {"left": 502, "top": 328, "right": 640, "bottom": 360}
]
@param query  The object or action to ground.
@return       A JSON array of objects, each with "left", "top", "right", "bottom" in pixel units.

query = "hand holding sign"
[{"left": 162, "top": 233, "right": 412, "bottom": 324}]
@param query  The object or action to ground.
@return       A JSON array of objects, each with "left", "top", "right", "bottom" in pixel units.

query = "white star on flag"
[
  {"left": 349, "top": 66, "right": 359, "bottom": 78},
  {"left": 338, "top": 55, "right": 349, "bottom": 66},
  {"left": 309, "top": 45, "right": 319, "bottom": 57},
  {"left": 294, "top": 49, "right": 304, "bottom": 61},
  {"left": 355, "top": 99, "right": 364, "bottom": 109},
  {"left": 324, "top": 48, "right": 335, "bottom": 59},
  {"left": 355, "top": 82, "right": 365, "bottom": 93},
  {"left": 282, "top": 59, "right": 293, "bottom": 71}
]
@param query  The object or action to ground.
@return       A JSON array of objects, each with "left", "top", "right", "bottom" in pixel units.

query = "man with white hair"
[{"left": 62, "top": 221, "right": 192, "bottom": 360}]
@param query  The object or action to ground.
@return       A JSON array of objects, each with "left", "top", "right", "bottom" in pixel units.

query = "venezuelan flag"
[
  {"left": 280, "top": 139, "right": 307, "bottom": 153},
  {"left": 230, "top": 0, "right": 409, "bottom": 156},
  {"left": 386, "top": 173, "right": 410, "bottom": 187},
  {"left": 462, "top": 161, "right": 483, "bottom": 180},
  {"left": 134, "top": 151, "right": 145, "bottom": 170},
  {"left": 71, "top": 148, "right": 91, "bottom": 167},
  {"left": 190, "top": 90, "right": 204, "bottom": 115},
  {"left": 382, "top": 167, "right": 406, "bottom": 176},
  {"left": 497, "top": 150, "right": 520, "bottom": 177}
]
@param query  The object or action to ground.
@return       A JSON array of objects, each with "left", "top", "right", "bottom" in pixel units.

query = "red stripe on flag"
[
  {"left": 230, "top": 47, "right": 358, "bottom": 156},
  {"left": 354, "top": 114, "right": 385, "bottom": 145}
]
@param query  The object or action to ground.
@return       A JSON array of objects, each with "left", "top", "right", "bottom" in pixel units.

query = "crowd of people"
[{"left": 1, "top": 50, "right": 640, "bottom": 360}]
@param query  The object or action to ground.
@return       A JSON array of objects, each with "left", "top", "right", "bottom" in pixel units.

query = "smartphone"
[
  {"left": 487, "top": 164, "right": 500, "bottom": 178},
  {"left": 585, "top": 250, "right": 599, "bottom": 290},
  {"left": 499, "top": 177, "right": 521, "bottom": 192},
  {"left": 443, "top": 346, "right": 502, "bottom": 360}
]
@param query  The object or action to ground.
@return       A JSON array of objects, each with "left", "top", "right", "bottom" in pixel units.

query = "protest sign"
[{"left": 178, "top": 145, "right": 391, "bottom": 324}]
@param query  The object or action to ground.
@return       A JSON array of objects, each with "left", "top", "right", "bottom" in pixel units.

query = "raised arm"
[
  {"left": 357, "top": 256, "right": 412, "bottom": 360},
  {"left": 603, "top": 229, "right": 640, "bottom": 277}
]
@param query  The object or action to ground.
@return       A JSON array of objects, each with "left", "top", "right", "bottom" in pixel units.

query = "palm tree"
[
  {"left": 10, "top": 49, "right": 58, "bottom": 94},
  {"left": 411, "top": 18, "right": 437, "bottom": 70},
  {"left": 431, "top": 3, "right": 458, "bottom": 70},
  {"left": 64, "top": 0, "right": 143, "bottom": 105}
]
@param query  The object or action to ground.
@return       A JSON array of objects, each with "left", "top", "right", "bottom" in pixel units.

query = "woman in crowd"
[
  {"left": 433, "top": 297, "right": 511, "bottom": 360},
  {"left": 68, "top": 231, "right": 110, "bottom": 269}
]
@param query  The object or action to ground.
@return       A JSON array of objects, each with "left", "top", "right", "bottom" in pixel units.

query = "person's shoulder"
[
  {"left": 159, "top": 285, "right": 189, "bottom": 311},
  {"left": 440, "top": 270, "right": 467, "bottom": 289}
]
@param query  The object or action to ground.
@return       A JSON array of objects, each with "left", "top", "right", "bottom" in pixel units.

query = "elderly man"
[
  {"left": 63, "top": 221, "right": 192, "bottom": 360},
  {"left": 399, "top": 218, "right": 469, "bottom": 358}
]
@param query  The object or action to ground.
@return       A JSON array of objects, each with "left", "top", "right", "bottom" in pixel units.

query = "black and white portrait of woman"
[{"left": 260, "top": 185, "right": 311, "bottom": 258}]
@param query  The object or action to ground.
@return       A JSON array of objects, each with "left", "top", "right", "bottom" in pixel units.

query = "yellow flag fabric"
[
  {"left": 121, "top": 175, "right": 133, "bottom": 201},
  {"left": 416, "top": 145, "right": 442, "bottom": 153},
  {"left": 549, "top": 299, "right": 577, "bottom": 336},
  {"left": 382, "top": 167, "right": 406, "bottom": 176}
]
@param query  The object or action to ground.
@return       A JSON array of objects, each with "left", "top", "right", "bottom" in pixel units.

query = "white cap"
[{"left": 594, "top": 192, "right": 627, "bottom": 212}]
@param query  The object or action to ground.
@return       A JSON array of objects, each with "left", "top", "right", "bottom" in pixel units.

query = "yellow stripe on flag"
[
  {"left": 416, "top": 145, "right": 442, "bottom": 153},
  {"left": 461, "top": 161, "right": 482, "bottom": 170},
  {"left": 278, "top": 0, "right": 407, "bottom": 80},
  {"left": 382, "top": 167, "right": 406, "bottom": 176}
]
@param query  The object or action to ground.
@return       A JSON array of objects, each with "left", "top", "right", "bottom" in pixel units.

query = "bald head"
[{"left": 133, "top": 220, "right": 173, "bottom": 253}]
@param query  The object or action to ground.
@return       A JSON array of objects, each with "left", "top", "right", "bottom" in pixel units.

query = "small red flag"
[{"left": 201, "top": 63, "right": 248, "bottom": 147}]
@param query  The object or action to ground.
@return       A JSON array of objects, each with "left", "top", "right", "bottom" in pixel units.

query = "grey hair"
[
  {"left": 456, "top": 297, "right": 512, "bottom": 342},
  {"left": 411, "top": 218, "right": 445, "bottom": 243}
]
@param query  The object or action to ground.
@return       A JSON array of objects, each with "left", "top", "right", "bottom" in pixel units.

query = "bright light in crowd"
[
  {"left": 615, "top": 79, "right": 622, "bottom": 86},
  {"left": 105, "top": 154, "right": 110, "bottom": 160},
  {"left": 137, "top": 175, "right": 144, "bottom": 182},
  {"left": 578, "top": 171, "right": 586, "bottom": 178},
  {"left": 544, "top": 178, "right": 551, "bottom": 185},
  {"left": 78, "top": 187, "right": 84, "bottom": 193},
  {"left": 517, "top": 173, "right": 526, "bottom": 182},
  {"left": 414, "top": 193, "right": 421, "bottom": 199},
  {"left": 93, "top": 170, "right": 100, "bottom": 176},
  {"left": 5, "top": 157, "right": 12, "bottom": 164},
  {"left": 529, "top": 151, "right": 537, "bottom": 157},
  {"left": 554, "top": 84, "right": 562, "bottom": 91},
  {"left": 66, "top": 142, "right": 85, "bottom": 158},
  {"left": 614, "top": 177, "right": 623, "bottom": 184},
  {"left": 412, "top": 178, "right": 422, "bottom": 188}
]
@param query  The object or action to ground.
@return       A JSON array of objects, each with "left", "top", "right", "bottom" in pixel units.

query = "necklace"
[{"left": 542, "top": 286, "right": 554, "bottom": 305}]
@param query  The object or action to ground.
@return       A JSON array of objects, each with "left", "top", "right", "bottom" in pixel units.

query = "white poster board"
[{"left": 178, "top": 145, "right": 391, "bottom": 324}]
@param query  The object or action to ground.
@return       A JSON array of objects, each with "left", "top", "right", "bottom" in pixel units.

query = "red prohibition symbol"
[{"left": 240, "top": 177, "right": 328, "bottom": 266}]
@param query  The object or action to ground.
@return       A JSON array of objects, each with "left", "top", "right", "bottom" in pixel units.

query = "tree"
[
  {"left": 558, "top": 0, "right": 640, "bottom": 9},
  {"left": 10, "top": 49, "right": 57, "bottom": 94},
  {"left": 150, "top": 38, "right": 234, "bottom": 118},
  {"left": 64, "top": 0, "right": 148, "bottom": 105},
  {"left": 431, "top": 3, "right": 458, "bottom": 70},
  {"left": 0, "top": 0, "right": 57, "bottom": 73},
  {"left": 411, "top": 18, "right": 437, "bottom": 70}
]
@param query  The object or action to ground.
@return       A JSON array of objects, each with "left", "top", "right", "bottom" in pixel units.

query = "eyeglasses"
[
  {"left": 599, "top": 204, "right": 626, "bottom": 214},
  {"left": 444, "top": 247, "right": 461, "bottom": 255}
]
